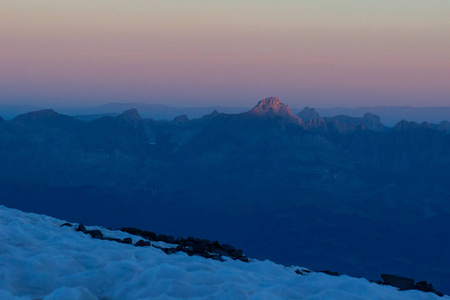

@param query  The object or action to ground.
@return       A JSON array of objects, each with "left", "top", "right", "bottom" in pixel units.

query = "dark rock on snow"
[
  {"left": 318, "top": 270, "right": 340, "bottom": 276},
  {"left": 69, "top": 221, "right": 446, "bottom": 296},
  {"left": 75, "top": 224, "right": 87, "bottom": 233},
  {"left": 135, "top": 240, "right": 151, "bottom": 247},
  {"left": 239, "top": 256, "right": 249, "bottom": 262},
  {"left": 122, "top": 237, "right": 133, "bottom": 244},
  {"left": 86, "top": 230, "right": 103, "bottom": 239},
  {"left": 295, "top": 269, "right": 311, "bottom": 275},
  {"left": 377, "top": 274, "right": 444, "bottom": 297},
  {"left": 120, "top": 227, "right": 157, "bottom": 241},
  {"left": 415, "top": 281, "right": 444, "bottom": 297},
  {"left": 192, "top": 242, "right": 206, "bottom": 254},
  {"left": 158, "top": 234, "right": 176, "bottom": 244},
  {"left": 381, "top": 274, "right": 415, "bottom": 290},
  {"left": 103, "top": 237, "right": 122, "bottom": 243}
]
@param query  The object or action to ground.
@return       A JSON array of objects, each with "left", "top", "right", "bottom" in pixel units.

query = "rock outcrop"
[
  {"left": 118, "top": 108, "right": 143, "bottom": 127},
  {"left": 297, "top": 107, "right": 321, "bottom": 122},
  {"left": 249, "top": 97, "right": 304, "bottom": 125}
]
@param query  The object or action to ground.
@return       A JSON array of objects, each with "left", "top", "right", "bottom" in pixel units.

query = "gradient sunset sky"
[{"left": 1, "top": 1, "right": 449, "bottom": 108}]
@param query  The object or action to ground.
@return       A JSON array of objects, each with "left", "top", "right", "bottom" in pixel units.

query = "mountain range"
[
  {"left": 1, "top": 97, "right": 450, "bottom": 293},
  {"left": 1, "top": 102, "right": 449, "bottom": 126}
]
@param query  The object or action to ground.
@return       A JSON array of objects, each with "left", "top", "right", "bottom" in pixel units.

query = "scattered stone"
[
  {"left": 185, "top": 240, "right": 196, "bottom": 247},
  {"left": 86, "top": 230, "right": 103, "bottom": 239},
  {"left": 135, "top": 240, "right": 150, "bottom": 247},
  {"left": 213, "top": 248, "right": 229, "bottom": 257},
  {"left": 144, "top": 231, "right": 158, "bottom": 240},
  {"left": 239, "top": 256, "right": 249, "bottom": 262},
  {"left": 202, "top": 239, "right": 213, "bottom": 246},
  {"left": 76, "top": 223, "right": 249, "bottom": 263},
  {"left": 370, "top": 276, "right": 444, "bottom": 297},
  {"left": 200, "top": 252, "right": 212, "bottom": 259},
  {"left": 211, "top": 254, "right": 223, "bottom": 261},
  {"left": 318, "top": 270, "right": 340, "bottom": 276},
  {"left": 103, "top": 237, "right": 122, "bottom": 243},
  {"left": 415, "top": 281, "right": 433, "bottom": 292},
  {"left": 414, "top": 281, "right": 444, "bottom": 297},
  {"left": 75, "top": 224, "right": 87, "bottom": 233},
  {"left": 158, "top": 234, "right": 176, "bottom": 244},
  {"left": 120, "top": 227, "right": 157, "bottom": 241},
  {"left": 381, "top": 274, "right": 414, "bottom": 290},
  {"left": 221, "top": 244, "right": 235, "bottom": 252},
  {"left": 152, "top": 244, "right": 163, "bottom": 250},
  {"left": 166, "top": 248, "right": 177, "bottom": 255},
  {"left": 64, "top": 221, "right": 449, "bottom": 295},
  {"left": 193, "top": 243, "right": 206, "bottom": 254},
  {"left": 295, "top": 269, "right": 311, "bottom": 275},
  {"left": 119, "top": 227, "right": 142, "bottom": 235},
  {"left": 436, "top": 292, "right": 445, "bottom": 297},
  {"left": 229, "top": 249, "right": 243, "bottom": 259},
  {"left": 122, "top": 237, "right": 133, "bottom": 244},
  {"left": 160, "top": 247, "right": 177, "bottom": 255}
]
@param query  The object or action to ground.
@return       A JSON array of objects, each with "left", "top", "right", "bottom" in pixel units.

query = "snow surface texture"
[{"left": 0, "top": 206, "right": 446, "bottom": 300}]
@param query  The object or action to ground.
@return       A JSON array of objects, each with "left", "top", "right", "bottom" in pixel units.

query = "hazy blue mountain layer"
[{"left": 1, "top": 97, "right": 449, "bottom": 293}]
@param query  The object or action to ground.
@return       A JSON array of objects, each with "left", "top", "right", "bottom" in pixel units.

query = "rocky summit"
[
  {"left": 297, "top": 106, "right": 321, "bottom": 122},
  {"left": 249, "top": 97, "right": 303, "bottom": 124}
]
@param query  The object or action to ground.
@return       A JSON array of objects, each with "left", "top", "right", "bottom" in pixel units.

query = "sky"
[{"left": 1, "top": 0, "right": 449, "bottom": 108}]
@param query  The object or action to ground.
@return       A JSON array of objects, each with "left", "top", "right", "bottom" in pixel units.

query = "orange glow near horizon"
[{"left": 1, "top": 1, "right": 449, "bottom": 107}]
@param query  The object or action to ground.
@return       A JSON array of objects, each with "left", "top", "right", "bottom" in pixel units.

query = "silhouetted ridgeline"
[{"left": 1, "top": 97, "right": 450, "bottom": 293}]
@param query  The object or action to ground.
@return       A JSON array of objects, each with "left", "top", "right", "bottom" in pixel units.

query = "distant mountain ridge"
[
  {"left": 1, "top": 102, "right": 449, "bottom": 126},
  {"left": 309, "top": 106, "right": 450, "bottom": 126},
  {"left": 62, "top": 102, "right": 248, "bottom": 122}
]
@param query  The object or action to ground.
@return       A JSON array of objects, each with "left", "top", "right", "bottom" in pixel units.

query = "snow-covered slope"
[{"left": 0, "top": 206, "right": 446, "bottom": 300}]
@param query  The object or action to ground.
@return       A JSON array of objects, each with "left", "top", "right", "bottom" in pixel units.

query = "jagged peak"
[
  {"left": 436, "top": 121, "right": 450, "bottom": 132},
  {"left": 13, "top": 109, "right": 61, "bottom": 121},
  {"left": 118, "top": 109, "right": 142, "bottom": 127},
  {"left": 173, "top": 114, "right": 189, "bottom": 123},
  {"left": 251, "top": 97, "right": 285, "bottom": 114},
  {"left": 363, "top": 112, "right": 381, "bottom": 122},
  {"left": 121, "top": 108, "right": 141, "bottom": 119},
  {"left": 394, "top": 120, "right": 421, "bottom": 130},
  {"left": 297, "top": 107, "right": 321, "bottom": 122},
  {"left": 250, "top": 97, "right": 295, "bottom": 117},
  {"left": 249, "top": 97, "right": 304, "bottom": 125},
  {"left": 201, "top": 110, "right": 220, "bottom": 120},
  {"left": 420, "top": 121, "right": 431, "bottom": 128}
]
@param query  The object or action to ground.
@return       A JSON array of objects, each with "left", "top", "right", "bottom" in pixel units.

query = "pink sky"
[{"left": 1, "top": 1, "right": 449, "bottom": 107}]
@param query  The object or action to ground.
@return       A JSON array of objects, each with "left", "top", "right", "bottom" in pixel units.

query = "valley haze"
[{"left": 1, "top": 97, "right": 449, "bottom": 295}]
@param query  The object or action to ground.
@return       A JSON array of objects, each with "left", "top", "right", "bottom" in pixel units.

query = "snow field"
[{"left": 0, "top": 206, "right": 446, "bottom": 299}]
